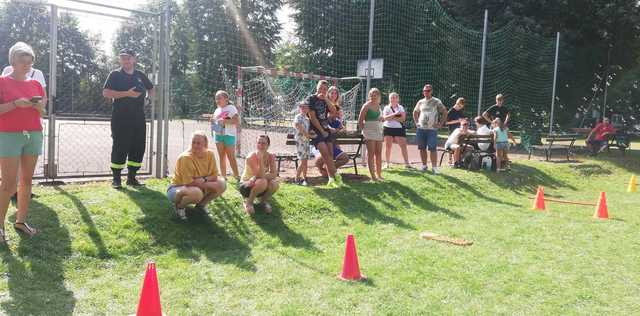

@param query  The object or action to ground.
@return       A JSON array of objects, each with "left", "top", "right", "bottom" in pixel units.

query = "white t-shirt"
[
  {"left": 2, "top": 66, "right": 47, "bottom": 88},
  {"left": 415, "top": 97, "right": 445, "bottom": 130},
  {"left": 475, "top": 125, "right": 492, "bottom": 151},
  {"left": 212, "top": 104, "right": 239, "bottom": 137},
  {"left": 445, "top": 127, "right": 465, "bottom": 148},
  {"left": 382, "top": 104, "right": 405, "bottom": 129}
]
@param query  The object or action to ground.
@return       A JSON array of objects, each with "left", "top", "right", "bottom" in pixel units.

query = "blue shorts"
[
  {"left": 215, "top": 134, "right": 236, "bottom": 146},
  {"left": 0, "top": 131, "right": 43, "bottom": 157},
  {"left": 495, "top": 142, "right": 509, "bottom": 150},
  {"left": 416, "top": 128, "right": 438, "bottom": 151},
  {"left": 166, "top": 185, "right": 185, "bottom": 203}
]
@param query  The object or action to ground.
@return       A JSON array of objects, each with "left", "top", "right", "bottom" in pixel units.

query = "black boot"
[
  {"left": 111, "top": 168, "right": 122, "bottom": 189},
  {"left": 126, "top": 168, "right": 143, "bottom": 187}
]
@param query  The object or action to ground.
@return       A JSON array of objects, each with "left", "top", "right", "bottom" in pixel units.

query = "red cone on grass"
[
  {"left": 593, "top": 192, "right": 609, "bottom": 219},
  {"left": 532, "top": 186, "right": 546, "bottom": 211},
  {"left": 136, "top": 262, "right": 163, "bottom": 316},
  {"left": 338, "top": 234, "right": 366, "bottom": 281}
]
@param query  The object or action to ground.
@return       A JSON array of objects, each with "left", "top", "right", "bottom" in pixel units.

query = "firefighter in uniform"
[{"left": 103, "top": 49, "right": 154, "bottom": 188}]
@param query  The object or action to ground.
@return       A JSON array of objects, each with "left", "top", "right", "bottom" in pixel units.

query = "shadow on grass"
[
  {"left": 54, "top": 187, "right": 111, "bottom": 259},
  {"left": 252, "top": 197, "right": 320, "bottom": 252},
  {"left": 0, "top": 200, "right": 76, "bottom": 315},
  {"left": 570, "top": 164, "right": 613, "bottom": 177},
  {"left": 479, "top": 163, "right": 577, "bottom": 194},
  {"left": 312, "top": 175, "right": 462, "bottom": 227},
  {"left": 122, "top": 186, "right": 256, "bottom": 271},
  {"left": 581, "top": 149, "right": 640, "bottom": 174},
  {"left": 387, "top": 169, "right": 519, "bottom": 208}
]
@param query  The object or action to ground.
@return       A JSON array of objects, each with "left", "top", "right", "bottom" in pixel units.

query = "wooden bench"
[
  {"left": 528, "top": 133, "right": 578, "bottom": 161},
  {"left": 275, "top": 131, "right": 365, "bottom": 175},
  {"left": 606, "top": 132, "right": 629, "bottom": 155},
  {"left": 460, "top": 134, "right": 496, "bottom": 170},
  {"left": 439, "top": 134, "right": 495, "bottom": 168}
]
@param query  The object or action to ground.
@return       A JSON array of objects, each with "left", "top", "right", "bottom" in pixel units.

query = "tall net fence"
[
  {"left": 286, "top": 0, "right": 556, "bottom": 131},
  {"left": 220, "top": 65, "right": 362, "bottom": 158}
]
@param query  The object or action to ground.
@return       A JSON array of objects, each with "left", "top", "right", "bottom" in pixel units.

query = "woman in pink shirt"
[{"left": 0, "top": 42, "right": 46, "bottom": 242}]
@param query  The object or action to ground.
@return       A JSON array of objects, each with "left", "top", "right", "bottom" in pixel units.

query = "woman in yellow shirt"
[
  {"left": 239, "top": 135, "right": 279, "bottom": 215},
  {"left": 168, "top": 131, "right": 227, "bottom": 220}
]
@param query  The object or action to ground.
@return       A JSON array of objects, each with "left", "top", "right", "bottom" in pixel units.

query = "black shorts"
[
  {"left": 383, "top": 127, "right": 406, "bottom": 137},
  {"left": 238, "top": 182, "right": 265, "bottom": 198},
  {"left": 310, "top": 128, "right": 334, "bottom": 147}
]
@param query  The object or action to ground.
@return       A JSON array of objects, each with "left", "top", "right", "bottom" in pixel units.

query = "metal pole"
[
  {"left": 236, "top": 65, "right": 243, "bottom": 157},
  {"left": 47, "top": 4, "right": 58, "bottom": 179},
  {"left": 149, "top": 15, "right": 159, "bottom": 177},
  {"left": 161, "top": 2, "right": 171, "bottom": 177},
  {"left": 155, "top": 13, "right": 165, "bottom": 177},
  {"left": 549, "top": 32, "right": 560, "bottom": 135},
  {"left": 602, "top": 47, "right": 611, "bottom": 120},
  {"left": 365, "top": 0, "right": 375, "bottom": 94},
  {"left": 477, "top": 9, "right": 488, "bottom": 117}
]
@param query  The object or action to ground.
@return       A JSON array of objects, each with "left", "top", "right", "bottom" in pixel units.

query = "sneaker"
[
  {"left": 126, "top": 178, "right": 144, "bottom": 187},
  {"left": 175, "top": 207, "right": 187, "bottom": 220},
  {"left": 432, "top": 167, "right": 441, "bottom": 175},
  {"left": 420, "top": 165, "right": 429, "bottom": 172},
  {"left": 301, "top": 179, "right": 308, "bottom": 186},
  {"left": 111, "top": 178, "right": 122, "bottom": 189},
  {"left": 405, "top": 164, "right": 414, "bottom": 169}
]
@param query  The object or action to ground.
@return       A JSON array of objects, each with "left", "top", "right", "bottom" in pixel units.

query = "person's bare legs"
[
  {"left": 198, "top": 178, "right": 227, "bottom": 207},
  {"left": 259, "top": 180, "right": 280, "bottom": 213},
  {"left": 15, "top": 155, "right": 38, "bottom": 226},
  {"left": 429, "top": 150, "right": 438, "bottom": 169},
  {"left": 374, "top": 140, "right": 383, "bottom": 179},
  {"left": 315, "top": 157, "right": 328, "bottom": 177},
  {"left": 175, "top": 187, "right": 204, "bottom": 209},
  {"left": 0, "top": 158, "right": 19, "bottom": 240},
  {"left": 244, "top": 179, "right": 268, "bottom": 214},
  {"left": 419, "top": 149, "right": 428, "bottom": 167},
  {"left": 384, "top": 136, "right": 393, "bottom": 167},
  {"left": 396, "top": 136, "right": 409, "bottom": 165},
  {"left": 316, "top": 142, "right": 336, "bottom": 178},
  {"left": 225, "top": 145, "right": 239, "bottom": 178},
  {"left": 216, "top": 142, "right": 227, "bottom": 178},
  {"left": 365, "top": 140, "right": 377, "bottom": 181},
  {"left": 296, "top": 159, "right": 308, "bottom": 181}
]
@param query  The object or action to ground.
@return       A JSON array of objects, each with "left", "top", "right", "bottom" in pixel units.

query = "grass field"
[{"left": 1, "top": 153, "right": 639, "bottom": 315}]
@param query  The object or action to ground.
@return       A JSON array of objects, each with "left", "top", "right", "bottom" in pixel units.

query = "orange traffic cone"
[
  {"left": 532, "top": 186, "right": 546, "bottom": 211},
  {"left": 338, "top": 234, "right": 366, "bottom": 281},
  {"left": 593, "top": 192, "right": 609, "bottom": 220},
  {"left": 136, "top": 262, "right": 163, "bottom": 316}
]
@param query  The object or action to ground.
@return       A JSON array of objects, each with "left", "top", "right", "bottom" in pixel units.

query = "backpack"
[{"left": 462, "top": 151, "right": 482, "bottom": 171}]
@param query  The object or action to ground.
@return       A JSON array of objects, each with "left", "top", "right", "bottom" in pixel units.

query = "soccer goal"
[{"left": 221, "top": 65, "right": 363, "bottom": 158}]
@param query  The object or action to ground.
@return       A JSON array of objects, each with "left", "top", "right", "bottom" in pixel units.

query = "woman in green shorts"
[{"left": 0, "top": 42, "right": 47, "bottom": 242}]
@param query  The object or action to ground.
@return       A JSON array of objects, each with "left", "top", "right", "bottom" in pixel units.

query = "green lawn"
[{"left": 1, "top": 153, "right": 639, "bottom": 315}]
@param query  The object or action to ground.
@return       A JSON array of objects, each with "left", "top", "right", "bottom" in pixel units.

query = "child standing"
[
  {"left": 293, "top": 101, "right": 314, "bottom": 185},
  {"left": 492, "top": 118, "right": 509, "bottom": 172},
  {"left": 210, "top": 90, "right": 240, "bottom": 179}
]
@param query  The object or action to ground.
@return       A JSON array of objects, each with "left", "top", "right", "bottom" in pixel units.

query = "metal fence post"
[
  {"left": 47, "top": 4, "right": 58, "bottom": 179},
  {"left": 549, "top": 32, "right": 560, "bottom": 135},
  {"left": 477, "top": 9, "right": 488, "bottom": 117}
]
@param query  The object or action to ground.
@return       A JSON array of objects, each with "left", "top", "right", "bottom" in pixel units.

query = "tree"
[{"left": 0, "top": 1, "right": 106, "bottom": 115}]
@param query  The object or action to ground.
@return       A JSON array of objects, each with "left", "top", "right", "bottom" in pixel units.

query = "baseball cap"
[{"left": 118, "top": 48, "right": 136, "bottom": 57}]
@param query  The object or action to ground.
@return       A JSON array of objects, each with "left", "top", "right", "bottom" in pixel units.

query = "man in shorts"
[{"left": 413, "top": 84, "right": 447, "bottom": 174}]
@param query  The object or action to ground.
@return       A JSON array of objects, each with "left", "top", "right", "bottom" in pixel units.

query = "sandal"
[
  {"left": 14, "top": 222, "right": 38, "bottom": 237},
  {"left": 244, "top": 200, "right": 255, "bottom": 215},
  {"left": 262, "top": 202, "right": 272, "bottom": 214},
  {"left": 0, "top": 227, "right": 6, "bottom": 244}
]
